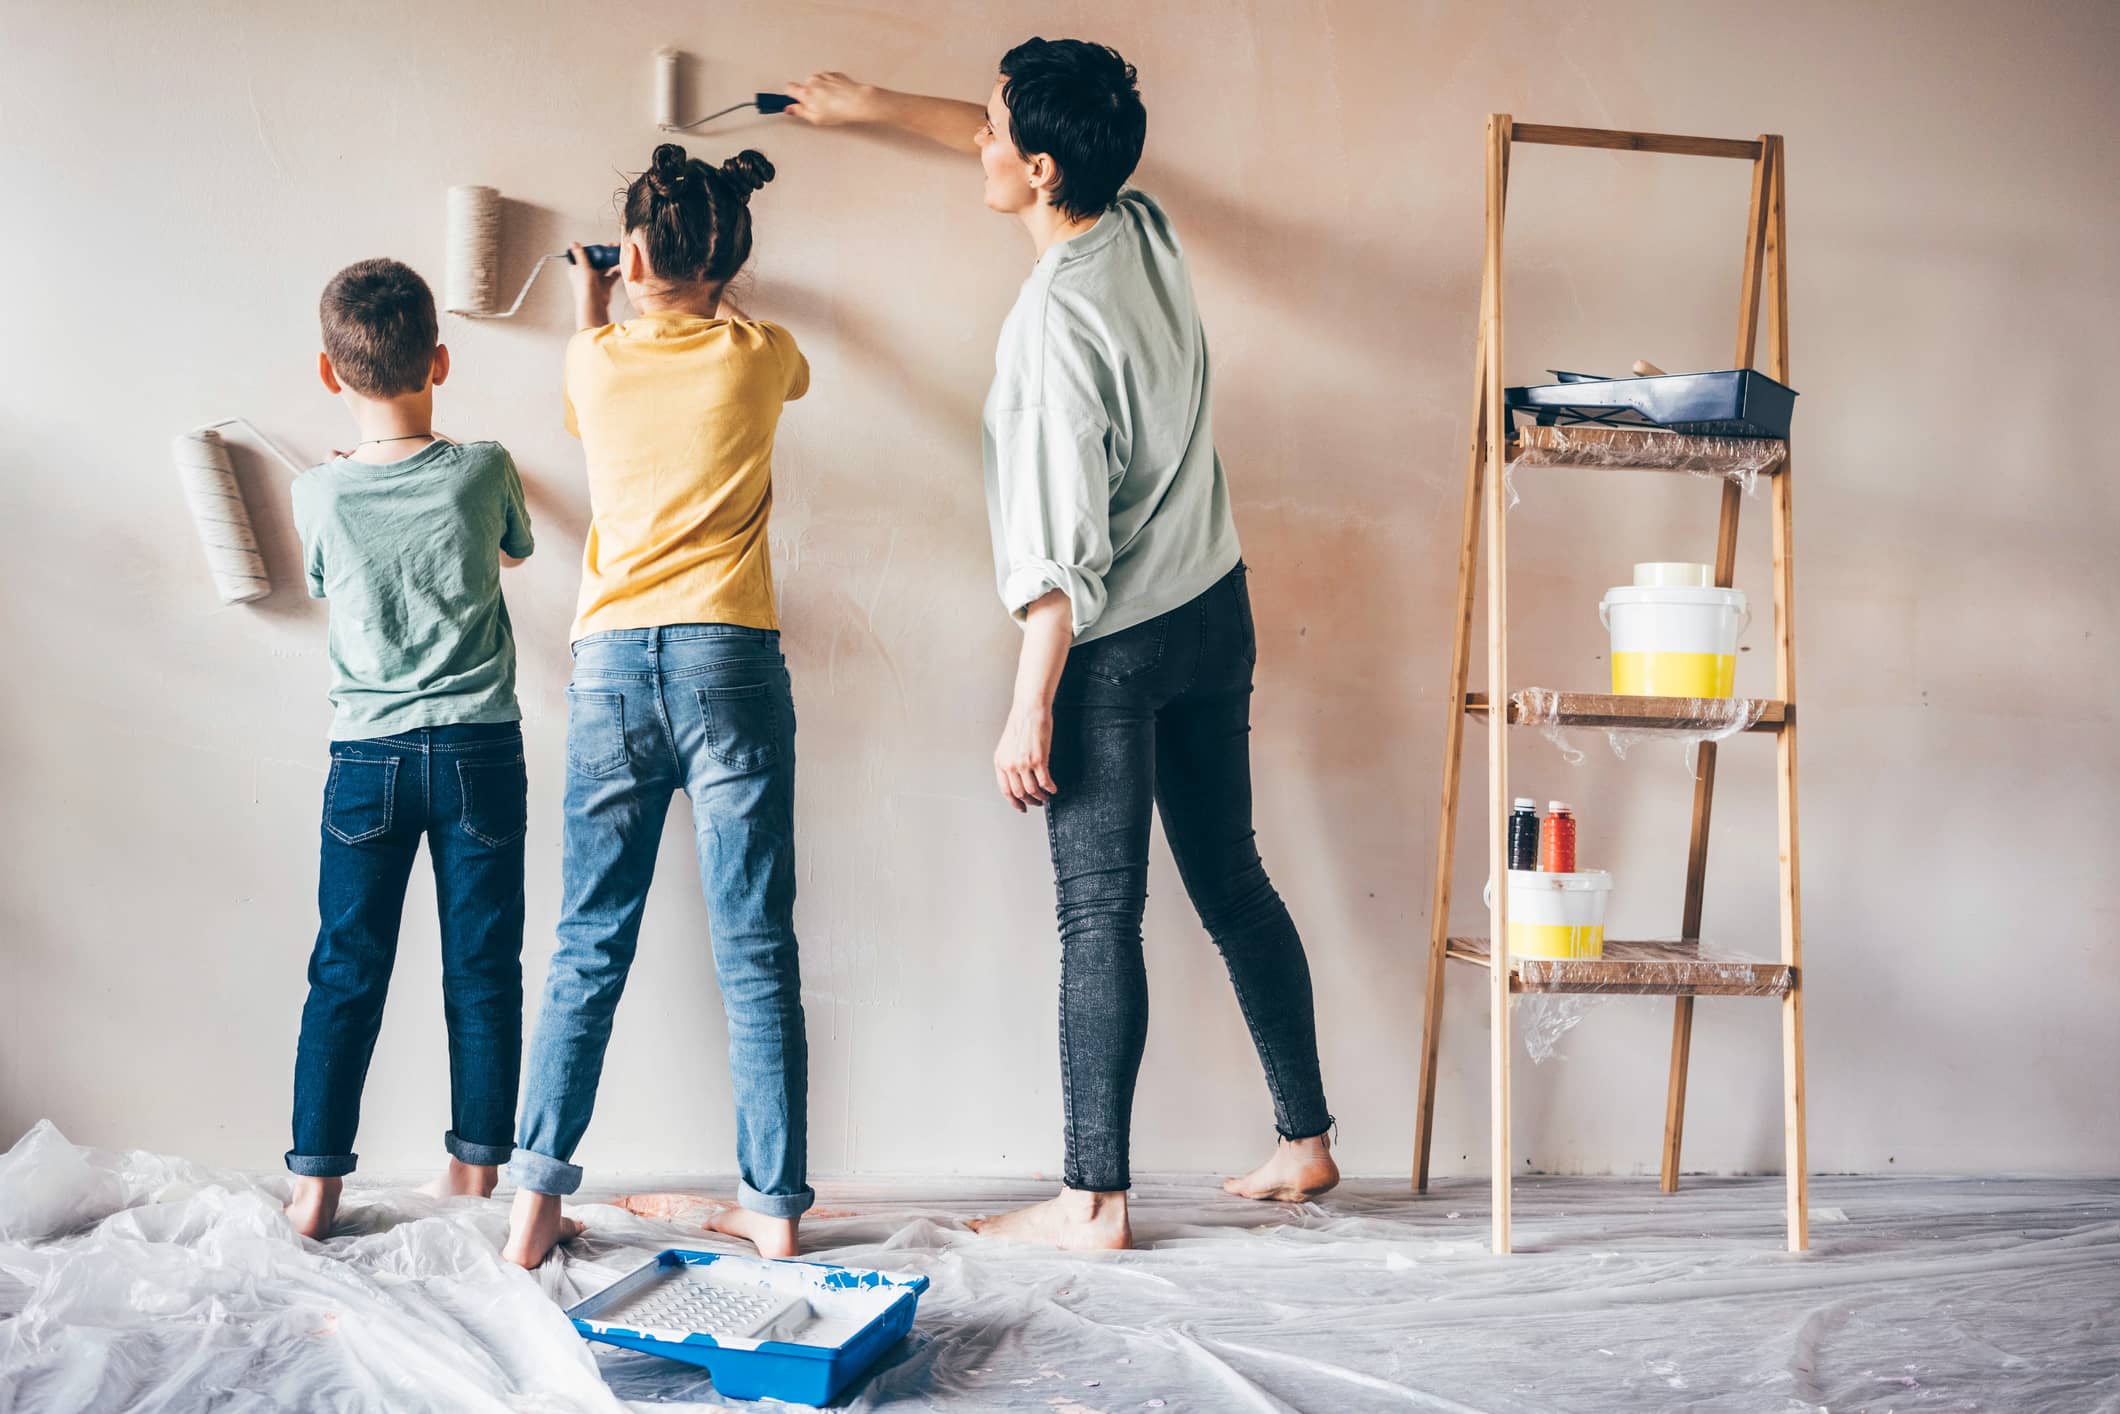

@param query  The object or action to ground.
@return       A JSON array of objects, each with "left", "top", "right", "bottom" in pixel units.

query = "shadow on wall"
[
  {"left": 221, "top": 440, "right": 323, "bottom": 629},
  {"left": 1136, "top": 160, "right": 1444, "bottom": 352},
  {"left": 764, "top": 280, "right": 984, "bottom": 439},
  {"left": 1129, "top": 163, "right": 1454, "bottom": 957}
]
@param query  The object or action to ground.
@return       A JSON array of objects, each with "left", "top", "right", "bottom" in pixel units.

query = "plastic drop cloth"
[{"left": 4, "top": 1120, "right": 2116, "bottom": 1412}]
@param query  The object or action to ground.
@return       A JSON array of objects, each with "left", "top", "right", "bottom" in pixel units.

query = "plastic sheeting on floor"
[{"left": 2, "top": 1121, "right": 2115, "bottom": 1412}]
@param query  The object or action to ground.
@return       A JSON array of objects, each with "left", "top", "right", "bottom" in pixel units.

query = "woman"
[
  {"left": 788, "top": 42, "right": 1337, "bottom": 1250},
  {"left": 503, "top": 144, "right": 812, "bottom": 1265}
]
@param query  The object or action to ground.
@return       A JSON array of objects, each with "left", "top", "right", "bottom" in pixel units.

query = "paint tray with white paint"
[{"left": 565, "top": 1247, "right": 928, "bottom": 1404}]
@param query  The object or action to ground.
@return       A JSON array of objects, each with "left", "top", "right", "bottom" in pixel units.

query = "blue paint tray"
[{"left": 566, "top": 1248, "right": 928, "bottom": 1405}]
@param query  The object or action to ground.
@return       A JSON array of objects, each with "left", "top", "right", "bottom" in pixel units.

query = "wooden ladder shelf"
[{"left": 1410, "top": 118, "right": 1808, "bottom": 1254}]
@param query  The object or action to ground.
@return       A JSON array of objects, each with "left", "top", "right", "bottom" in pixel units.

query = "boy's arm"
[
  {"left": 498, "top": 450, "right": 535, "bottom": 567},
  {"left": 291, "top": 475, "right": 329, "bottom": 598},
  {"left": 784, "top": 73, "right": 986, "bottom": 155}
]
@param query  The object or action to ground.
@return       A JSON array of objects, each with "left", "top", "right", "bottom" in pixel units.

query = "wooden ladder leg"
[
  {"left": 1481, "top": 113, "right": 1514, "bottom": 1255},
  {"left": 1413, "top": 332, "right": 1489, "bottom": 1193},
  {"left": 1667, "top": 138, "right": 1773, "bottom": 1195},
  {"left": 1775, "top": 480, "right": 1808, "bottom": 1252},
  {"left": 1664, "top": 475, "right": 1744, "bottom": 1192},
  {"left": 1762, "top": 134, "right": 1808, "bottom": 1253},
  {"left": 1660, "top": 994, "right": 1696, "bottom": 1192}
]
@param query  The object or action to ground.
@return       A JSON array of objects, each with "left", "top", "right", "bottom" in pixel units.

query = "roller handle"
[
  {"left": 566, "top": 244, "right": 623, "bottom": 270},
  {"left": 754, "top": 92, "right": 796, "bottom": 114}
]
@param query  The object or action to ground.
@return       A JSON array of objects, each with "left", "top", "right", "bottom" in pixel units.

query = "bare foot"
[
  {"left": 706, "top": 1205, "right": 800, "bottom": 1259},
  {"left": 286, "top": 1176, "right": 342, "bottom": 1239},
  {"left": 1223, "top": 1134, "right": 1340, "bottom": 1202},
  {"left": 502, "top": 1188, "right": 584, "bottom": 1268},
  {"left": 967, "top": 1188, "right": 1132, "bottom": 1251},
  {"left": 419, "top": 1158, "right": 500, "bottom": 1200}
]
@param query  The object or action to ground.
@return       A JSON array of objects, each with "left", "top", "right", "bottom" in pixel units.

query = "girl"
[{"left": 504, "top": 144, "right": 812, "bottom": 1265}]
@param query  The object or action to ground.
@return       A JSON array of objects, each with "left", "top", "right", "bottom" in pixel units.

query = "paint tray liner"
[{"left": 566, "top": 1247, "right": 928, "bottom": 1404}]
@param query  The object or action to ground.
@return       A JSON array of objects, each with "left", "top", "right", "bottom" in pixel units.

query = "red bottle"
[{"left": 1539, "top": 802, "right": 1577, "bottom": 873}]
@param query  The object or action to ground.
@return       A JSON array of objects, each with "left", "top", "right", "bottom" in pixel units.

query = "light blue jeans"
[{"left": 511, "top": 625, "right": 811, "bottom": 1218}]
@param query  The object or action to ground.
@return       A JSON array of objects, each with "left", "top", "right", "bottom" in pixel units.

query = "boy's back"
[{"left": 294, "top": 438, "right": 534, "bottom": 738}]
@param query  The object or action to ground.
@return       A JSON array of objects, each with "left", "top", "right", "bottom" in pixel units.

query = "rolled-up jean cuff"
[
  {"left": 1064, "top": 1177, "right": 1131, "bottom": 1194},
  {"left": 445, "top": 1131, "right": 513, "bottom": 1167},
  {"left": 286, "top": 1151, "right": 357, "bottom": 1178},
  {"left": 739, "top": 1179, "right": 814, "bottom": 1219},
  {"left": 508, "top": 1148, "right": 583, "bottom": 1196},
  {"left": 1277, "top": 1113, "right": 1336, "bottom": 1144}
]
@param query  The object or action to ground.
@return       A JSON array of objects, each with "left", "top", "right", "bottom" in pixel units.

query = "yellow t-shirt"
[{"left": 563, "top": 313, "right": 809, "bottom": 641}]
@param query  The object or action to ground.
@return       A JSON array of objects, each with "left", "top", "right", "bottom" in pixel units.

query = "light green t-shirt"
[{"left": 292, "top": 439, "right": 535, "bottom": 740}]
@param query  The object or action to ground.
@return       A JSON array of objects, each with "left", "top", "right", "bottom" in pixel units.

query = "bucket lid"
[
  {"left": 1505, "top": 868, "right": 1612, "bottom": 891},
  {"left": 1601, "top": 584, "right": 1748, "bottom": 611},
  {"left": 1634, "top": 561, "right": 1711, "bottom": 588}
]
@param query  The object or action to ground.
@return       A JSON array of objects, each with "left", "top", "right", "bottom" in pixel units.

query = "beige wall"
[{"left": 3, "top": 0, "right": 2115, "bottom": 1181}]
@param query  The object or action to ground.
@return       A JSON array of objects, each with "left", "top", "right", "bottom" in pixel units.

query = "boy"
[{"left": 284, "top": 258, "right": 536, "bottom": 1238}]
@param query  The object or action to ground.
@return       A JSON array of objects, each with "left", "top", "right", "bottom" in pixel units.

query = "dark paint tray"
[{"left": 1505, "top": 369, "right": 1796, "bottom": 439}]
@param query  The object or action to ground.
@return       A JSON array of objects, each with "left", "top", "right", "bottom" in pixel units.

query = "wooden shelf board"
[
  {"left": 1509, "top": 123, "right": 1765, "bottom": 161},
  {"left": 1445, "top": 936, "right": 1795, "bottom": 997},
  {"left": 1507, "top": 425, "right": 1787, "bottom": 475},
  {"left": 1465, "top": 691, "right": 1787, "bottom": 731}
]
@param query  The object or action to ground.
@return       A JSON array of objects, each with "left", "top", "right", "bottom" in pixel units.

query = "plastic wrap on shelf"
[
  {"left": 1454, "top": 934, "right": 1792, "bottom": 1004},
  {"left": 1512, "top": 937, "right": 1790, "bottom": 1064},
  {"left": 1518, "top": 993, "right": 1592, "bottom": 1063},
  {"left": 1512, "top": 686, "right": 1768, "bottom": 774},
  {"left": 1509, "top": 424, "right": 1786, "bottom": 494}
]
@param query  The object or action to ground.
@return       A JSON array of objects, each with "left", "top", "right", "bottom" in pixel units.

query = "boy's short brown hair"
[{"left": 319, "top": 258, "right": 438, "bottom": 397}]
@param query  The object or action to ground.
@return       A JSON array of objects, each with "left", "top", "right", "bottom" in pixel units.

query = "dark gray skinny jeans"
[{"left": 1045, "top": 562, "right": 1333, "bottom": 1192}]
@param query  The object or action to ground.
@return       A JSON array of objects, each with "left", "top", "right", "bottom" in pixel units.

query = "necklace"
[{"left": 357, "top": 432, "right": 435, "bottom": 447}]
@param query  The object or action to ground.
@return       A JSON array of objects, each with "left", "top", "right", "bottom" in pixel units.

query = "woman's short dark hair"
[
  {"left": 998, "top": 38, "right": 1146, "bottom": 223},
  {"left": 621, "top": 142, "right": 776, "bottom": 285}
]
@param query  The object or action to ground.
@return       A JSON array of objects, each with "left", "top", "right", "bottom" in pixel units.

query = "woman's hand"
[
  {"left": 783, "top": 72, "right": 878, "bottom": 127},
  {"left": 994, "top": 703, "right": 1057, "bottom": 811},
  {"left": 994, "top": 589, "right": 1074, "bottom": 811},
  {"left": 568, "top": 243, "right": 622, "bottom": 330},
  {"left": 784, "top": 73, "right": 984, "bottom": 154}
]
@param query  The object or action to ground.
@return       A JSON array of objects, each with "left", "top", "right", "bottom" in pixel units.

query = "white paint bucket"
[
  {"left": 1485, "top": 870, "right": 1613, "bottom": 959},
  {"left": 1600, "top": 565, "right": 1748, "bottom": 697}
]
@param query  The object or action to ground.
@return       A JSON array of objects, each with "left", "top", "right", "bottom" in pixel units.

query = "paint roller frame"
[
  {"left": 172, "top": 418, "right": 306, "bottom": 606},
  {"left": 654, "top": 45, "right": 793, "bottom": 131},
  {"left": 443, "top": 187, "right": 609, "bottom": 321}
]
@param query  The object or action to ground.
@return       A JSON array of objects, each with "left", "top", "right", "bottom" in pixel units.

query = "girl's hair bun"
[
  {"left": 648, "top": 142, "right": 694, "bottom": 194},
  {"left": 718, "top": 149, "right": 776, "bottom": 201}
]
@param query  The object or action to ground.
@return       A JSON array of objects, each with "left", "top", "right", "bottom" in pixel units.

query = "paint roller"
[
  {"left": 654, "top": 45, "right": 795, "bottom": 131},
  {"left": 444, "top": 187, "right": 628, "bottom": 319},
  {"left": 171, "top": 419, "right": 305, "bottom": 605}
]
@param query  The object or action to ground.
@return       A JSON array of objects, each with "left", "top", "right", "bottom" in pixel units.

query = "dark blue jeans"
[
  {"left": 288, "top": 722, "right": 527, "bottom": 1177},
  {"left": 1046, "top": 563, "right": 1332, "bottom": 1191}
]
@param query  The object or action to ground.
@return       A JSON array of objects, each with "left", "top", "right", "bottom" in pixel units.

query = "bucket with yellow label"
[
  {"left": 1599, "top": 564, "right": 1748, "bottom": 698},
  {"left": 1484, "top": 870, "right": 1612, "bottom": 959}
]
